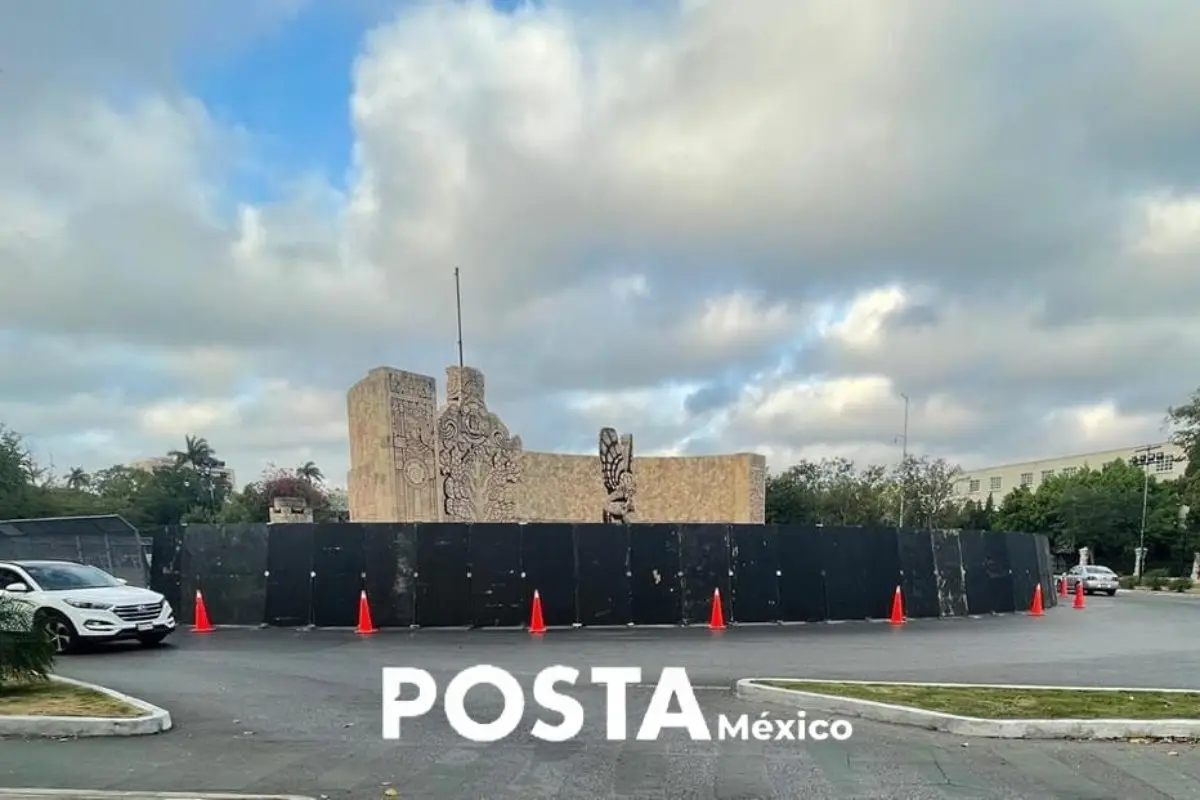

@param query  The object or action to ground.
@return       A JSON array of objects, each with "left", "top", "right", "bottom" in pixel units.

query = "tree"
[
  {"left": 64, "top": 467, "right": 89, "bottom": 491},
  {"left": 214, "top": 464, "right": 333, "bottom": 524},
  {"left": 891, "top": 455, "right": 963, "bottom": 529},
  {"left": 297, "top": 461, "right": 324, "bottom": 484},
  {"left": 0, "top": 425, "right": 37, "bottom": 519},
  {"left": 168, "top": 435, "right": 216, "bottom": 471}
]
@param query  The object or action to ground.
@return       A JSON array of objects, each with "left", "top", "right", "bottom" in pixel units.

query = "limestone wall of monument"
[{"left": 346, "top": 365, "right": 766, "bottom": 524}]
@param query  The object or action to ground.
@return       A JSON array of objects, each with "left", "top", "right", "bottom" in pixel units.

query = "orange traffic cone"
[
  {"left": 1073, "top": 581, "right": 1086, "bottom": 609},
  {"left": 354, "top": 590, "right": 377, "bottom": 635},
  {"left": 1058, "top": 576, "right": 1068, "bottom": 598},
  {"left": 192, "top": 589, "right": 214, "bottom": 634},
  {"left": 529, "top": 590, "right": 546, "bottom": 634},
  {"left": 708, "top": 588, "right": 726, "bottom": 630},
  {"left": 889, "top": 585, "right": 905, "bottom": 626},
  {"left": 1029, "top": 584, "right": 1044, "bottom": 617}
]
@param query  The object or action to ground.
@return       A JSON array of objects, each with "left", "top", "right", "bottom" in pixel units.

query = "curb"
[
  {"left": 0, "top": 676, "right": 172, "bottom": 738},
  {"left": 0, "top": 793, "right": 314, "bottom": 799},
  {"left": 734, "top": 678, "right": 1200, "bottom": 740}
]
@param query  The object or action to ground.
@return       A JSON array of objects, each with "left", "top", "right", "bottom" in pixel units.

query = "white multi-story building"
[
  {"left": 954, "top": 442, "right": 1188, "bottom": 505},
  {"left": 129, "top": 456, "right": 236, "bottom": 488}
]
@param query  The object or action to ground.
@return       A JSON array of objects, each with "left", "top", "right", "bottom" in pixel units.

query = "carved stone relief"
[
  {"left": 436, "top": 366, "right": 524, "bottom": 522},
  {"left": 747, "top": 456, "right": 766, "bottom": 524},
  {"left": 599, "top": 427, "right": 635, "bottom": 523},
  {"left": 388, "top": 370, "right": 439, "bottom": 522}
]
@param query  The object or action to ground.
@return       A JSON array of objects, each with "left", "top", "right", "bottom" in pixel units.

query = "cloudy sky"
[{"left": 3, "top": 0, "right": 1200, "bottom": 489}]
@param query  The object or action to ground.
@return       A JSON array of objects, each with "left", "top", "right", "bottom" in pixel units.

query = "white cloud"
[{"left": 4, "top": 0, "right": 1200, "bottom": 491}]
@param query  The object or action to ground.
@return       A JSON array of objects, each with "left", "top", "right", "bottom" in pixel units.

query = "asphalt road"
[{"left": 2, "top": 592, "right": 1199, "bottom": 799}]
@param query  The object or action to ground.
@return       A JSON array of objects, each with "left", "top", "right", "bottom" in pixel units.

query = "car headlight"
[{"left": 64, "top": 599, "right": 114, "bottom": 610}]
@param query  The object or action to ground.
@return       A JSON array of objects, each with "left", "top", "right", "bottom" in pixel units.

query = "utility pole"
[
  {"left": 1132, "top": 444, "right": 1162, "bottom": 578},
  {"left": 897, "top": 393, "right": 910, "bottom": 529}
]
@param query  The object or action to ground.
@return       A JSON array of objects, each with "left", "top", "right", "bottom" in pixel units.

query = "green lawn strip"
[
  {"left": 759, "top": 681, "right": 1200, "bottom": 720},
  {"left": 0, "top": 679, "right": 142, "bottom": 718}
]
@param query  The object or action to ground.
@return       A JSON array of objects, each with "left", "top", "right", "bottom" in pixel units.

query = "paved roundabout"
[{"left": 2, "top": 592, "right": 1199, "bottom": 799}]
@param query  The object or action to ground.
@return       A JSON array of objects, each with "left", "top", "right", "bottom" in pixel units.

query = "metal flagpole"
[{"left": 454, "top": 268, "right": 465, "bottom": 370}]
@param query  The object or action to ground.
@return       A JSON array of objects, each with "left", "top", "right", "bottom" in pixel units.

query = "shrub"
[
  {"left": 0, "top": 595, "right": 55, "bottom": 687},
  {"left": 1118, "top": 575, "right": 1137, "bottom": 590},
  {"left": 1169, "top": 577, "right": 1194, "bottom": 593},
  {"left": 1145, "top": 574, "right": 1167, "bottom": 591}
]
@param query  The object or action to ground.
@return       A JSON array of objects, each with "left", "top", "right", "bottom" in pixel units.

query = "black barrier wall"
[{"left": 150, "top": 524, "right": 1056, "bottom": 628}]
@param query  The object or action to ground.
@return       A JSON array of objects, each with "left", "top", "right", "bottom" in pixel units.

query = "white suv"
[{"left": 0, "top": 559, "right": 176, "bottom": 653}]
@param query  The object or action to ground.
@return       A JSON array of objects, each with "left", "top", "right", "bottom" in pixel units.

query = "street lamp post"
[
  {"left": 897, "top": 393, "right": 910, "bottom": 529},
  {"left": 1132, "top": 444, "right": 1164, "bottom": 578}
]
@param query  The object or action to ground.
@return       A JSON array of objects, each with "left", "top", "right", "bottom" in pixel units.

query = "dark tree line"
[
  {"left": 766, "top": 386, "right": 1200, "bottom": 576},
  {"left": 0, "top": 430, "right": 347, "bottom": 528}
]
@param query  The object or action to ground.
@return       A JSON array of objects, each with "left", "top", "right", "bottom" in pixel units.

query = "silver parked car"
[{"left": 1065, "top": 565, "right": 1119, "bottom": 596}]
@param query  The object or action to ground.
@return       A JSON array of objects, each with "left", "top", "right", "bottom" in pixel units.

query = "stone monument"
[
  {"left": 268, "top": 496, "right": 314, "bottom": 524},
  {"left": 347, "top": 365, "right": 766, "bottom": 524},
  {"left": 436, "top": 366, "right": 524, "bottom": 522},
  {"left": 599, "top": 427, "right": 635, "bottom": 523}
]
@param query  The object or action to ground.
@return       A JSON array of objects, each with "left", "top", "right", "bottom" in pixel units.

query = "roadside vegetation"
[
  {"left": 1, "top": 598, "right": 138, "bottom": 717},
  {"left": 762, "top": 681, "right": 1200, "bottom": 720}
]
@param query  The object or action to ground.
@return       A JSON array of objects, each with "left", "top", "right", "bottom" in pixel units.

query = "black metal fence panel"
[
  {"left": 1005, "top": 529, "right": 1040, "bottom": 612},
  {"left": 897, "top": 528, "right": 939, "bottom": 619},
  {"left": 415, "top": 523, "right": 470, "bottom": 627},
  {"left": 521, "top": 523, "right": 576, "bottom": 627},
  {"left": 362, "top": 524, "right": 417, "bottom": 627},
  {"left": 931, "top": 530, "right": 969, "bottom": 617},
  {"left": 468, "top": 524, "right": 526, "bottom": 628},
  {"left": 145, "top": 523, "right": 1054, "bottom": 628},
  {"left": 264, "top": 524, "right": 314, "bottom": 627},
  {"left": 862, "top": 527, "right": 902, "bottom": 620},
  {"left": 820, "top": 528, "right": 874, "bottom": 620},
  {"left": 311, "top": 523, "right": 365, "bottom": 627},
  {"left": 149, "top": 526, "right": 183, "bottom": 618},
  {"left": 1033, "top": 533, "right": 1057, "bottom": 608},
  {"left": 982, "top": 530, "right": 1015, "bottom": 614},
  {"left": 575, "top": 524, "right": 631, "bottom": 626},
  {"left": 958, "top": 528, "right": 991, "bottom": 615},
  {"left": 729, "top": 524, "right": 780, "bottom": 623},
  {"left": 679, "top": 524, "right": 730, "bottom": 625},
  {"left": 629, "top": 524, "right": 682, "bottom": 625},
  {"left": 177, "top": 524, "right": 269, "bottom": 627},
  {"left": 777, "top": 526, "right": 826, "bottom": 622}
]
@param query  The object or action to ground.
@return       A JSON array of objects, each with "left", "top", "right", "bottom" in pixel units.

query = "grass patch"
[
  {"left": 761, "top": 681, "right": 1200, "bottom": 720},
  {"left": 0, "top": 679, "right": 142, "bottom": 718}
]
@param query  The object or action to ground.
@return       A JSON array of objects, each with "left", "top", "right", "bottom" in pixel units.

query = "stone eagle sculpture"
[{"left": 599, "top": 427, "right": 635, "bottom": 523}]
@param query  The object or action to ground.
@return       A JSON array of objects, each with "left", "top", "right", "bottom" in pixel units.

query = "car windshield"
[
  {"left": 1086, "top": 567, "right": 1115, "bottom": 575},
  {"left": 22, "top": 563, "right": 122, "bottom": 591}
]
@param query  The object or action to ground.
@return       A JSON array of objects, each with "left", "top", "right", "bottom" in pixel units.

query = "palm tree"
[
  {"left": 168, "top": 435, "right": 223, "bottom": 506},
  {"left": 168, "top": 435, "right": 216, "bottom": 471},
  {"left": 297, "top": 461, "right": 324, "bottom": 484},
  {"left": 0, "top": 596, "right": 54, "bottom": 684},
  {"left": 65, "top": 467, "right": 89, "bottom": 491}
]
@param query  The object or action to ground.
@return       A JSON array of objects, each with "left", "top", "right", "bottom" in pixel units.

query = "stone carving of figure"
[
  {"left": 437, "top": 367, "right": 524, "bottom": 522},
  {"left": 600, "top": 427, "right": 635, "bottom": 523}
]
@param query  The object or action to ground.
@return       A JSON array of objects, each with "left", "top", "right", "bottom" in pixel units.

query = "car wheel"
[
  {"left": 137, "top": 632, "right": 168, "bottom": 647},
  {"left": 37, "top": 611, "right": 78, "bottom": 654},
  {"left": 1107, "top": 589, "right": 1117, "bottom": 596}
]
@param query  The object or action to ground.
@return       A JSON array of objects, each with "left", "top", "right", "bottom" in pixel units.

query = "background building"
[
  {"left": 954, "top": 442, "right": 1188, "bottom": 505},
  {"left": 129, "top": 456, "right": 236, "bottom": 488}
]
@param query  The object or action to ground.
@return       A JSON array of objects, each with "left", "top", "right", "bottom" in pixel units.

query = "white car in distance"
[{"left": 0, "top": 559, "right": 176, "bottom": 653}]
